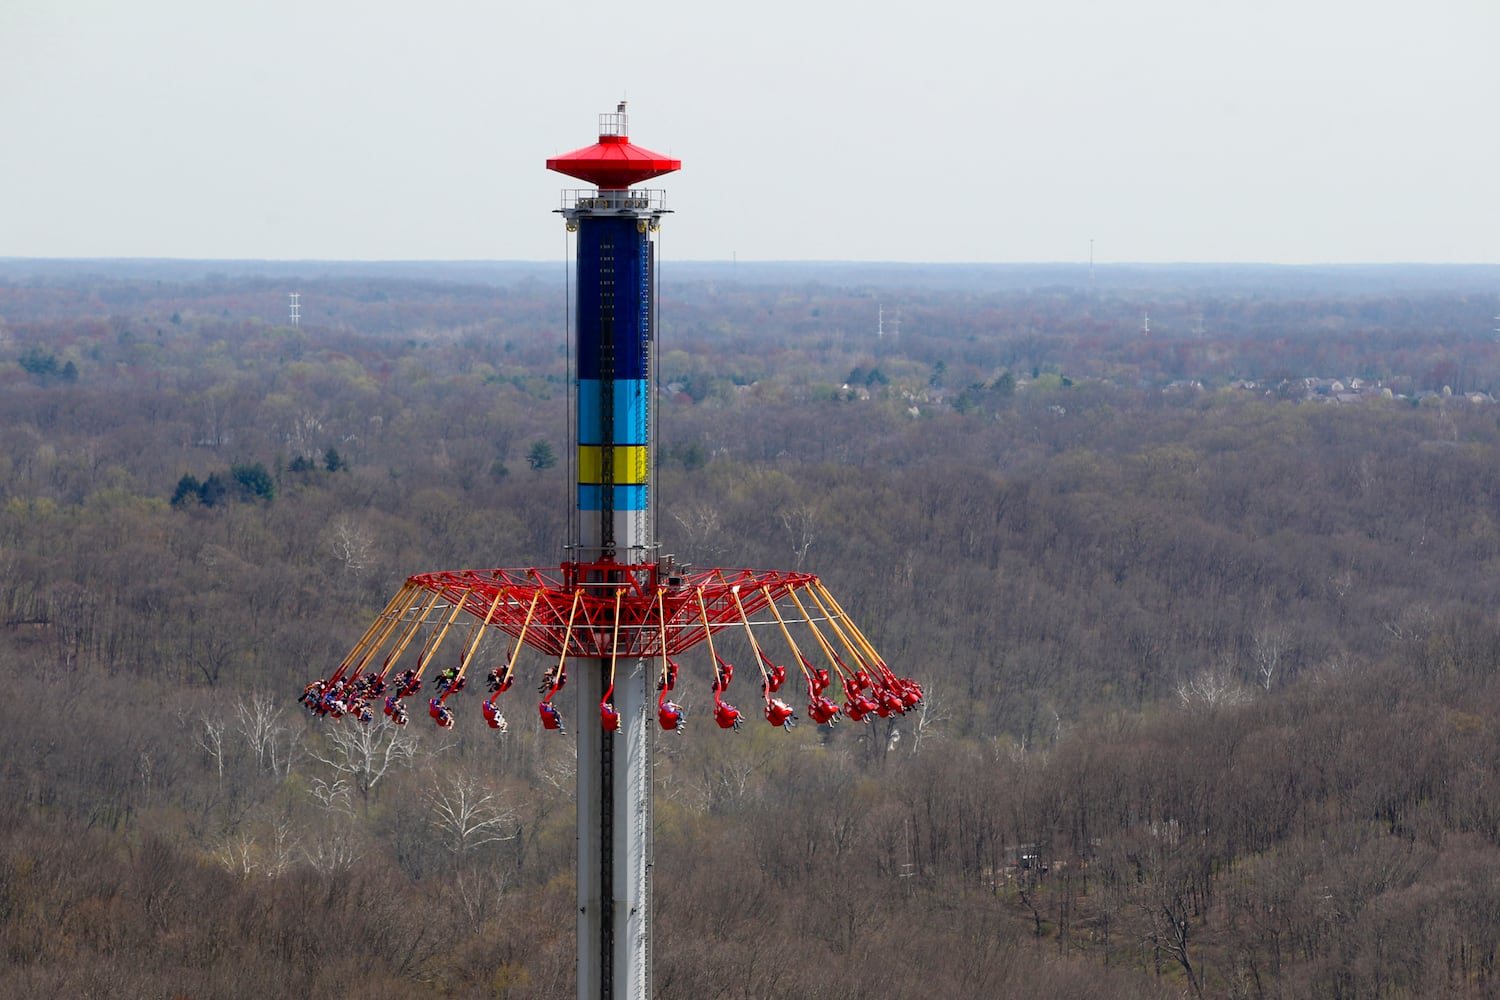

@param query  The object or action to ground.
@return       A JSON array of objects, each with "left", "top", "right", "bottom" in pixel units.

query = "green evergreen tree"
[
  {"left": 18, "top": 348, "right": 59, "bottom": 379},
  {"left": 527, "top": 439, "right": 557, "bottom": 471},
  {"left": 231, "top": 463, "right": 275, "bottom": 502},
  {"left": 170, "top": 474, "right": 202, "bottom": 508},
  {"left": 198, "top": 473, "right": 227, "bottom": 507}
]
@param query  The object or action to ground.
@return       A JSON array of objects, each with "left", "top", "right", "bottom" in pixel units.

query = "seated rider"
[
  {"left": 658, "top": 699, "right": 685, "bottom": 732},
  {"left": 659, "top": 661, "right": 679, "bottom": 691},
  {"left": 807, "top": 695, "right": 839, "bottom": 725},
  {"left": 713, "top": 661, "right": 734, "bottom": 691},
  {"left": 538, "top": 665, "right": 566, "bottom": 695},
  {"left": 765, "top": 698, "right": 796, "bottom": 730},
  {"left": 713, "top": 699, "right": 743, "bottom": 732}
]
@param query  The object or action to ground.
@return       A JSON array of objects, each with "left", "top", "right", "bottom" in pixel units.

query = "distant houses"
[{"left": 1222, "top": 375, "right": 1494, "bottom": 407}]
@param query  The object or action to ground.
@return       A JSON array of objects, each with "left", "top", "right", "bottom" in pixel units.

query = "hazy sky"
[{"left": 3, "top": 0, "right": 1496, "bottom": 264}]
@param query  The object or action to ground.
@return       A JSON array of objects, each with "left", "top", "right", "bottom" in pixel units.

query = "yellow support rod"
[
  {"left": 455, "top": 586, "right": 511, "bottom": 682},
  {"left": 695, "top": 588, "right": 725, "bottom": 687},
  {"left": 656, "top": 590, "right": 672, "bottom": 688},
  {"left": 812, "top": 581, "right": 886, "bottom": 670},
  {"left": 760, "top": 585, "right": 813, "bottom": 685},
  {"left": 380, "top": 588, "right": 448, "bottom": 678},
  {"left": 729, "top": 586, "right": 771, "bottom": 689},
  {"left": 786, "top": 588, "right": 851, "bottom": 684},
  {"left": 356, "top": 582, "right": 429, "bottom": 678},
  {"left": 415, "top": 589, "right": 474, "bottom": 676},
  {"left": 805, "top": 584, "right": 874, "bottom": 676},
  {"left": 539, "top": 590, "right": 578, "bottom": 684},
  {"left": 336, "top": 580, "right": 420, "bottom": 679},
  {"left": 606, "top": 589, "right": 625, "bottom": 696}
]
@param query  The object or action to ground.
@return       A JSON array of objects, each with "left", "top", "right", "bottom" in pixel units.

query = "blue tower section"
[{"left": 575, "top": 217, "right": 651, "bottom": 528}]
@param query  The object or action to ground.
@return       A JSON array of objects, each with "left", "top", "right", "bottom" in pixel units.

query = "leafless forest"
[{"left": 3, "top": 260, "right": 1500, "bottom": 998}]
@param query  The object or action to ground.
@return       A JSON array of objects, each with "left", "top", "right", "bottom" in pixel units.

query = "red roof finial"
[{"left": 547, "top": 107, "right": 680, "bottom": 190}]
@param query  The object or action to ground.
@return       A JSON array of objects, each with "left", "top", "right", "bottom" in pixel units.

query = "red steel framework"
[{"left": 308, "top": 564, "right": 922, "bottom": 734}]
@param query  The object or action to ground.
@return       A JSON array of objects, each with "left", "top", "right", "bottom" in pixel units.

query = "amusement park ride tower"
[
  {"left": 302, "top": 106, "right": 921, "bottom": 1000},
  {"left": 546, "top": 104, "right": 678, "bottom": 1000}
]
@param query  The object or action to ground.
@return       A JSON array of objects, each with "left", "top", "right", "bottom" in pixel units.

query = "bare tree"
[
  {"left": 779, "top": 503, "right": 818, "bottom": 568},
  {"left": 183, "top": 598, "right": 239, "bottom": 687},
  {"left": 536, "top": 739, "right": 577, "bottom": 794},
  {"left": 307, "top": 718, "right": 421, "bottom": 811},
  {"left": 670, "top": 503, "right": 726, "bottom": 560},
  {"left": 906, "top": 689, "right": 951, "bottom": 758},
  {"left": 196, "top": 714, "right": 227, "bottom": 790},
  {"left": 209, "top": 816, "right": 299, "bottom": 880},
  {"left": 304, "top": 822, "right": 364, "bottom": 875},
  {"left": 454, "top": 864, "right": 513, "bottom": 925},
  {"left": 266, "top": 816, "right": 298, "bottom": 877},
  {"left": 47, "top": 580, "right": 100, "bottom": 671},
  {"left": 1108, "top": 823, "right": 1211, "bottom": 999},
  {"left": 1176, "top": 667, "right": 1251, "bottom": 712},
  {"left": 195, "top": 381, "right": 245, "bottom": 450},
  {"left": 427, "top": 772, "right": 518, "bottom": 856},
  {"left": 1149, "top": 894, "right": 1204, "bottom": 999},
  {"left": 328, "top": 515, "right": 375, "bottom": 579},
  {"left": 234, "top": 691, "right": 299, "bottom": 778},
  {"left": 1381, "top": 602, "right": 1433, "bottom": 643},
  {"left": 310, "top": 774, "right": 354, "bottom": 815},
  {"left": 692, "top": 742, "right": 776, "bottom": 813},
  {"left": 1252, "top": 624, "right": 1290, "bottom": 692},
  {"left": 212, "top": 832, "right": 259, "bottom": 879}
]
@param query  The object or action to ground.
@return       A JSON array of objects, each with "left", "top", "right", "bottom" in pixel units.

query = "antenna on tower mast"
[
  {"left": 289, "top": 292, "right": 300, "bottom": 327},
  {"left": 877, "top": 305, "right": 901, "bottom": 341}
]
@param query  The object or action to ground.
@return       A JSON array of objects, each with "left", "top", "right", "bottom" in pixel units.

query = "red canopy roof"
[{"left": 546, "top": 135, "right": 681, "bottom": 190}]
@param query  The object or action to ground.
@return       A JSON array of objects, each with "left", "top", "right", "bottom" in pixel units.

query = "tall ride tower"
[
  {"left": 547, "top": 103, "right": 679, "bottom": 1000},
  {"left": 302, "top": 105, "right": 921, "bottom": 1000}
]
